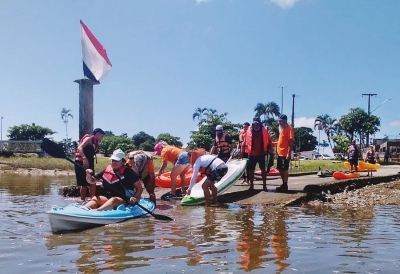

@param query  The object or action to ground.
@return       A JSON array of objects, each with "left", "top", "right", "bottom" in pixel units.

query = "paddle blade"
[
  {"left": 151, "top": 213, "right": 174, "bottom": 221},
  {"left": 41, "top": 138, "right": 67, "bottom": 159}
]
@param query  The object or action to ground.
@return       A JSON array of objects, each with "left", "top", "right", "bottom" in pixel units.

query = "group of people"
[
  {"left": 73, "top": 114, "right": 295, "bottom": 210},
  {"left": 347, "top": 140, "right": 380, "bottom": 176}
]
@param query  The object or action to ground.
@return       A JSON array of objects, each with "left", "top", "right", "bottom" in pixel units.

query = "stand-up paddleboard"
[{"left": 180, "top": 159, "right": 247, "bottom": 206}]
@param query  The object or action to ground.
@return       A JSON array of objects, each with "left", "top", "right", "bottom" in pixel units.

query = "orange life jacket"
[
  {"left": 74, "top": 134, "right": 100, "bottom": 157},
  {"left": 244, "top": 127, "right": 270, "bottom": 155},
  {"left": 102, "top": 165, "right": 128, "bottom": 184},
  {"left": 216, "top": 133, "right": 230, "bottom": 154}
]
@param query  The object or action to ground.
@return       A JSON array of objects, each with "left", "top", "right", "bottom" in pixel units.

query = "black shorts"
[
  {"left": 247, "top": 155, "right": 266, "bottom": 170},
  {"left": 74, "top": 160, "right": 89, "bottom": 187},
  {"left": 207, "top": 165, "right": 228, "bottom": 182},
  {"left": 349, "top": 158, "right": 358, "bottom": 166},
  {"left": 276, "top": 156, "right": 290, "bottom": 170}
]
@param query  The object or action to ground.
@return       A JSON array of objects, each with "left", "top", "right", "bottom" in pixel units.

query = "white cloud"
[
  {"left": 196, "top": 0, "right": 212, "bottom": 3},
  {"left": 270, "top": 0, "right": 301, "bottom": 9},
  {"left": 294, "top": 116, "right": 315, "bottom": 129},
  {"left": 389, "top": 121, "right": 400, "bottom": 127}
]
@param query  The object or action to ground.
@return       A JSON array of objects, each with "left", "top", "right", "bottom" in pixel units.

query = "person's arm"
[
  {"left": 130, "top": 180, "right": 143, "bottom": 204},
  {"left": 187, "top": 161, "right": 202, "bottom": 195},
  {"left": 156, "top": 160, "right": 168, "bottom": 177},
  {"left": 85, "top": 169, "right": 102, "bottom": 185},
  {"left": 77, "top": 136, "right": 92, "bottom": 168}
]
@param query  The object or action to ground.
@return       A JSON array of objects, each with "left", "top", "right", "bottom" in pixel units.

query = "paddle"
[
  {"left": 114, "top": 171, "right": 173, "bottom": 221},
  {"left": 40, "top": 138, "right": 173, "bottom": 221}
]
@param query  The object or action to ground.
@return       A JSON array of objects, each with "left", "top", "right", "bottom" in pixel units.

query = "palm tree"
[
  {"left": 192, "top": 108, "right": 218, "bottom": 126},
  {"left": 314, "top": 114, "right": 338, "bottom": 150},
  {"left": 61, "top": 108, "right": 73, "bottom": 143},
  {"left": 254, "top": 101, "right": 280, "bottom": 127}
]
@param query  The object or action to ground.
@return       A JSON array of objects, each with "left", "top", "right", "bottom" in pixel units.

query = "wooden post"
[{"left": 74, "top": 79, "right": 99, "bottom": 139}]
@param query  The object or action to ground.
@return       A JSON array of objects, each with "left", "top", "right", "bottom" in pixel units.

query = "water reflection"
[{"left": 1, "top": 173, "right": 400, "bottom": 273}]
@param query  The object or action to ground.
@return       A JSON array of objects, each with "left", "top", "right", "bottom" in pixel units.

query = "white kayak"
[
  {"left": 47, "top": 198, "right": 155, "bottom": 233},
  {"left": 180, "top": 158, "right": 247, "bottom": 206}
]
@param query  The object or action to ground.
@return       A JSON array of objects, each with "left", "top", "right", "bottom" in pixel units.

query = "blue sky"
[{"left": 1, "top": 0, "right": 399, "bottom": 154}]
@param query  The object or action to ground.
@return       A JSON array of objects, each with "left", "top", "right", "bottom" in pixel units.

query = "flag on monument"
[{"left": 80, "top": 20, "right": 112, "bottom": 82}]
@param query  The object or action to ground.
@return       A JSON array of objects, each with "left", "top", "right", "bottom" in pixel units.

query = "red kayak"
[
  {"left": 254, "top": 168, "right": 280, "bottom": 180},
  {"left": 155, "top": 169, "right": 205, "bottom": 188}
]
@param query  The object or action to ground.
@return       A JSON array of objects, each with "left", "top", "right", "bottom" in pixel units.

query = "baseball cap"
[
  {"left": 252, "top": 117, "right": 261, "bottom": 124},
  {"left": 216, "top": 125, "right": 223, "bottom": 131},
  {"left": 278, "top": 114, "right": 287, "bottom": 120},
  {"left": 110, "top": 149, "right": 125, "bottom": 161},
  {"left": 154, "top": 142, "right": 164, "bottom": 155}
]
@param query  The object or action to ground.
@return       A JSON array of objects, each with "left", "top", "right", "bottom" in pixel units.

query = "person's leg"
[
  {"left": 276, "top": 156, "right": 289, "bottom": 192},
  {"left": 85, "top": 195, "right": 108, "bottom": 209},
  {"left": 179, "top": 164, "right": 191, "bottom": 191},
  {"left": 170, "top": 165, "right": 182, "bottom": 196},
  {"left": 258, "top": 156, "right": 267, "bottom": 191},
  {"left": 97, "top": 197, "right": 126, "bottom": 211},
  {"left": 247, "top": 156, "right": 257, "bottom": 190},
  {"left": 202, "top": 180, "right": 212, "bottom": 206},
  {"left": 143, "top": 175, "right": 156, "bottom": 205},
  {"left": 89, "top": 183, "right": 97, "bottom": 199},
  {"left": 210, "top": 184, "right": 218, "bottom": 205}
]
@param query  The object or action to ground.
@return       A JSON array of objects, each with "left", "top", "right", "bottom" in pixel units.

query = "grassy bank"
[{"left": 0, "top": 155, "right": 362, "bottom": 173}]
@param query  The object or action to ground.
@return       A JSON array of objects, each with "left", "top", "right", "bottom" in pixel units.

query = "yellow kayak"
[{"left": 344, "top": 161, "right": 380, "bottom": 171}]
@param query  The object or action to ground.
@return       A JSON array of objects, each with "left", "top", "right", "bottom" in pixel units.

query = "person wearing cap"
[
  {"left": 74, "top": 128, "right": 105, "bottom": 201},
  {"left": 85, "top": 149, "right": 143, "bottom": 211},
  {"left": 127, "top": 150, "right": 157, "bottom": 205},
  {"left": 209, "top": 125, "right": 234, "bottom": 163},
  {"left": 275, "top": 114, "right": 294, "bottom": 193},
  {"left": 241, "top": 117, "right": 273, "bottom": 191},
  {"left": 238, "top": 122, "right": 250, "bottom": 184},
  {"left": 154, "top": 141, "right": 191, "bottom": 200}
]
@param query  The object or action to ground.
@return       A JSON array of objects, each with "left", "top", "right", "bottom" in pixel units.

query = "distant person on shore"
[
  {"left": 74, "top": 128, "right": 105, "bottom": 201},
  {"left": 347, "top": 140, "right": 360, "bottom": 173},
  {"left": 364, "top": 145, "right": 377, "bottom": 176},
  {"left": 210, "top": 125, "right": 234, "bottom": 163},
  {"left": 127, "top": 150, "right": 157, "bottom": 206},
  {"left": 186, "top": 154, "right": 228, "bottom": 206},
  {"left": 384, "top": 150, "right": 390, "bottom": 163},
  {"left": 241, "top": 117, "right": 273, "bottom": 191},
  {"left": 275, "top": 114, "right": 294, "bottom": 193},
  {"left": 238, "top": 122, "right": 250, "bottom": 184},
  {"left": 85, "top": 149, "right": 143, "bottom": 211},
  {"left": 154, "top": 141, "right": 191, "bottom": 200}
]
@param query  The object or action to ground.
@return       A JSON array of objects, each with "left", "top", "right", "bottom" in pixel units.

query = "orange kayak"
[
  {"left": 254, "top": 168, "right": 280, "bottom": 179},
  {"left": 333, "top": 171, "right": 360, "bottom": 180},
  {"left": 155, "top": 169, "right": 205, "bottom": 188},
  {"left": 344, "top": 161, "right": 380, "bottom": 171}
]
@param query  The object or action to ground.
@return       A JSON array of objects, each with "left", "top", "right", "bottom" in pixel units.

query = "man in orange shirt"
[
  {"left": 276, "top": 114, "right": 294, "bottom": 193},
  {"left": 241, "top": 117, "right": 273, "bottom": 191}
]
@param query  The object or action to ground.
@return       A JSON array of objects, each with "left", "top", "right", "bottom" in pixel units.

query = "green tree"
[
  {"left": 132, "top": 131, "right": 156, "bottom": 149},
  {"left": 192, "top": 108, "right": 218, "bottom": 126},
  {"left": 294, "top": 127, "right": 318, "bottom": 152},
  {"left": 189, "top": 109, "right": 241, "bottom": 150},
  {"left": 339, "top": 107, "right": 380, "bottom": 148},
  {"left": 99, "top": 136, "right": 135, "bottom": 156},
  {"left": 7, "top": 123, "right": 56, "bottom": 140},
  {"left": 60, "top": 108, "right": 73, "bottom": 143},
  {"left": 254, "top": 101, "right": 280, "bottom": 127},
  {"left": 156, "top": 133, "right": 183, "bottom": 147},
  {"left": 331, "top": 134, "right": 349, "bottom": 154},
  {"left": 314, "top": 114, "right": 338, "bottom": 150},
  {"left": 104, "top": 130, "right": 114, "bottom": 137}
]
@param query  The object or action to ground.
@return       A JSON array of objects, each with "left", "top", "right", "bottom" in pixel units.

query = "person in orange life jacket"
[
  {"left": 275, "top": 114, "right": 294, "bottom": 193},
  {"left": 238, "top": 122, "right": 250, "bottom": 184},
  {"left": 154, "top": 141, "right": 191, "bottom": 200},
  {"left": 186, "top": 154, "right": 228, "bottom": 206},
  {"left": 74, "top": 128, "right": 105, "bottom": 201},
  {"left": 241, "top": 117, "right": 273, "bottom": 191},
  {"left": 127, "top": 151, "right": 157, "bottom": 205},
  {"left": 85, "top": 149, "right": 143, "bottom": 211},
  {"left": 209, "top": 125, "right": 234, "bottom": 163}
]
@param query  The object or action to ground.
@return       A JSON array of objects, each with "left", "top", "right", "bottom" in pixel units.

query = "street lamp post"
[{"left": 279, "top": 86, "right": 286, "bottom": 114}]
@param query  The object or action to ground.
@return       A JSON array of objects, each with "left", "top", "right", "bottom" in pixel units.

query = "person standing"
[
  {"left": 275, "top": 114, "right": 294, "bottom": 193},
  {"left": 74, "top": 128, "right": 105, "bottom": 201},
  {"left": 154, "top": 141, "right": 191, "bottom": 200},
  {"left": 210, "top": 125, "right": 234, "bottom": 163},
  {"left": 238, "top": 122, "right": 250, "bottom": 184},
  {"left": 364, "top": 145, "right": 377, "bottom": 176},
  {"left": 384, "top": 150, "right": 390, "bottom": 163},
  {"left": 241, "top": 117, "right": 273, "bottom": 191},
  {"left": 347, "top": 140, "right": 360, "bottom": 173}
]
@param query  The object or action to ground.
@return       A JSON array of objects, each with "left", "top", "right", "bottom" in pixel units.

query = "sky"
[{"left": 1, "top": 0, "right": 399, "bottom": 156}]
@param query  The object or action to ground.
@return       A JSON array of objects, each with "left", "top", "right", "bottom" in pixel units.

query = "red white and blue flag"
[{"left": 80, "top": 20, "right": 112, "bottom": 82}]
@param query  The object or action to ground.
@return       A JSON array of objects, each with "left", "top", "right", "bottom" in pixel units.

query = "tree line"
[{"left": 4, "top": 103, "right": 380, "bottom": 156}]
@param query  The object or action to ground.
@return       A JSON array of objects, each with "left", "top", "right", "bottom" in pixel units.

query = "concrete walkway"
[{"left": 217, "top": 165, "right": 400, "bottom": 206}]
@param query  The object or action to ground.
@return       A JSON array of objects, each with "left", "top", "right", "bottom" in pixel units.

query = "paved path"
[{"left": 216, "top": 165, "right": 400, "bottom": 206}]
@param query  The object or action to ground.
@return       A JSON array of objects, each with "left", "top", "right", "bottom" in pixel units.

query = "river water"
[{"left": 0, "top": 173, "right": 399, "bottom": 274}]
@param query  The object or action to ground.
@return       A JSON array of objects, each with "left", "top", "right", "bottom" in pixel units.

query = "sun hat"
[
  {"left": 216, "top": 125, "right": 223, "bottom": 131},
  {"left": 154, "top": 142, "right": 164, "bottom": 155},
  {"left": 110, "top": 149, "right": 125, "bottom": 161}
]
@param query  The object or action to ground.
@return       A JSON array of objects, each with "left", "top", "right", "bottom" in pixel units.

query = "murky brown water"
[{"left": 1, "top": 173, "right": 399, "bottom": 273}]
